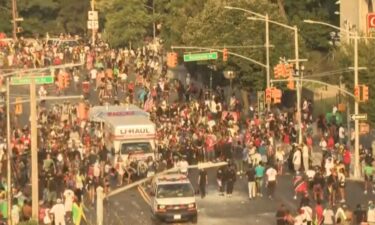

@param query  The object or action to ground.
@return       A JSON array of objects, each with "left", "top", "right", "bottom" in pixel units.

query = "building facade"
[{"left": 340, "top": 0, "right": 374, "bottom": 35}]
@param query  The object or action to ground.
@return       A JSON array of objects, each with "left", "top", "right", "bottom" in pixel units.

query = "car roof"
[{"left": 155, "top": 173, "right": 190, "bottom": 185}]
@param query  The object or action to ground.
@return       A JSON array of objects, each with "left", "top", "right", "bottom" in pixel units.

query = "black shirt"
[
  {"left": 246, "top": 168, "right": 256, "bottom": 182},
  {"left": 354, "top": 208, "right": 366, "bottom": 224}
]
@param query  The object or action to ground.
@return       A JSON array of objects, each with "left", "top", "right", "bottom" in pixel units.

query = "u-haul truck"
[{"left": 89, "top": 105, "right": 156, "bottom": 163}]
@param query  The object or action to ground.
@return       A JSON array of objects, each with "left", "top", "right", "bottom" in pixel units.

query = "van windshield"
[
  {"left": 120, "top": 142, "right": 152, "bottom": 154},
  {"left": 156, "top": 183, "right": 195, "bottom": 199}
]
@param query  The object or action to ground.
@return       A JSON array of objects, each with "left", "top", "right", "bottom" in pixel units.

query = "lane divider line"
[{"left": 137, "top": 185, "right": 151, "bottom": 205}]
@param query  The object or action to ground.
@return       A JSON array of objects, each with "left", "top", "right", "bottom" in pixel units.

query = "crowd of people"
[{"left": 0, "top": 33, "right": 374, "bottom": 225}]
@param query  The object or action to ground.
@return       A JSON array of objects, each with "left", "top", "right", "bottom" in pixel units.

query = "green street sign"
[
  {"left": 10, "top": 76, "right": 54, "bottom": 85},
  {"left": 183, "top": 52, "right": 218, "bottom": 62}
]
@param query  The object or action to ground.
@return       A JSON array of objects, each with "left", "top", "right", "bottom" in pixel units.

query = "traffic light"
[
  {"left": 265, "top": 88, "right": 272, "bottom": 104},
  {"left": 354, "top": 85, "right": 360, "bottom": 101},
  {"left": 223, "top": 48, "right": 228, "bottom": 62},
  {"left": 287, "top": 79, "right": 295, "bottom": 90},
  {"left": 272, "top": 88, "right": 282, "bottom": 104},
  {"left": 273, "top": 64, "right": 281, "bottom": 79},
  {"left": 284, "top": 64, "right": 294, "bottom": 78},
  {"left": 167, "top": 52, "right": 178, "bottom": 68},
  {"left": 362, "top": 85, "right": 369, "bottom": 102},
  {"left": 15, "top": 97, "right": 22, "bottom": 115}
]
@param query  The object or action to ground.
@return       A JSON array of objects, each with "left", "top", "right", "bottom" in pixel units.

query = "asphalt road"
[{"left": 100, "top": 167, "right": 373, "bottom": 225}]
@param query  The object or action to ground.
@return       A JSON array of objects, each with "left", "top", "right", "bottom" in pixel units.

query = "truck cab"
[{"left": 151, "top": 173, "right": 198, "bottom": 223}]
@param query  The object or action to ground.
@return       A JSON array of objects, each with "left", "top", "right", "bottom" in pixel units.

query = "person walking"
[
  {"left": 367, "top": 201, "right": 375, "bottom": 225},
  {"left": 246, "top": 165, "right": 256, "bottom": 200},
  {"left": 322, "top": 205, "right": 335, "bottom": 225},
  {"left": 266, "top": 165, "right": 277, "bottom": 199},
  {"left": 255, "top": 162, "right": 265, "bottom": 197},
  {"left": 226, "top": 165, "right": 236, "bottom": 197},
  {"left": 198, "top": 169, "right": 208, "bottom": 199},
  {"left": 363, "top": 162, "right": 374, "bottom": 194},
  {"left": 338, "top": 168, "right": 346, "bottom": 203},
  {"left": 50, "top": 198, "right": 66, "bottom": 225},
  {"left": 275, "top": 204, "right": 286, "bottom": 225},
  {"left": 293, "top": 147, "right": 302, "bottom": 173},
  {"left": 217, "top": 166, "right": 225, "bottom": 196}
]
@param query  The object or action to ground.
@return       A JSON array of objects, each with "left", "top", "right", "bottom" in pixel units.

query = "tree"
[
  {"left": 99, "top": 0, "right": 151, "bottom": 47},
  {"left": 0, "top": 0, "right": 12, "bottom": 34},
  {"left": 182, "top": 0, "right": 295, "bottom": 92},
  {"left": 335, "top": 40, "right": 375, "bottom": 125},
  {"left": 154, "top": 0, "right": 206, "bottom": 47},
  {"left": 270, "top": 0, "right": 338, "bottom": 51}
]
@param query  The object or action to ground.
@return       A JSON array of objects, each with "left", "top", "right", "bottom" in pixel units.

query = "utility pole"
[
  {"left": 293, "top": 25, "right": 303, "bottom": 145},
  {"left": 353, "top": 32, "right": 360, "bottom": 178},
  {"left": 6, "top": 78, "right": 12, "bottom": 225},
  {"left": 265, "top": 14, "right": 270, "bottom": 111},
  {"left": 91, "top": 0, "right": 96, "bottom": 45},
  {"left": 30, "top": 79, "right": 39, "bottom": 219},
  {"left": 11, "top": 0, "right": 17, "bottom": 40}
]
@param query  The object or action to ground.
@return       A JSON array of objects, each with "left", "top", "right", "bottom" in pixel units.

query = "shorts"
[{"left": 365, "top": 175, "right": 373, "bottom": 182}]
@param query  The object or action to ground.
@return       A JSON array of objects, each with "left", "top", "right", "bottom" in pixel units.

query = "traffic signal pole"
[
  {"left": 294, "top": 26, "right": 303, "bottom": 145},
  {"left": 11, "top": 0, "right": 17, "bottom": 40},
  {"left": 354, "top": 32, "right": 360, "bottom": 178},
  {"left": 265, "top": 14, "right": 270, "bottom": 111},
  {"left": 30, "top": 79, "right": 39, "bottom": 219},
  {"left": 6, "top": 78, "right": 12, "bottom": 225}
]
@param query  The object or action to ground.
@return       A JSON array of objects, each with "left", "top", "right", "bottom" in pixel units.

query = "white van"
[
  {"left": 89, "top": 105, "right": 156, "bottom": 163},
  {"left": 151, "top": 173, "right": 198, "bottom": 223}
]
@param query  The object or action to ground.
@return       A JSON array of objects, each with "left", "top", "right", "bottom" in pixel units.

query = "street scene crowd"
[{"left": 0, "top": 35, "right": 374, "bottom": 225}]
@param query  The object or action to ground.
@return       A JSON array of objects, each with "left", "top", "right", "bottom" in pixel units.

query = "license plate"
[{"left": 173, "top": 214, "right": 181, "bottom": 220}]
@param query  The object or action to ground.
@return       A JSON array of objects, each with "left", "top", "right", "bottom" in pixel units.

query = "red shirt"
[
  {"left": 315, "top": 205, "right": 324, "bottom": 222},
  {"left": 343, "top": 150, "right": 351, "bottom": 165},
  {"left": 327, "top": 136, "right": 335, "bottom": 150}
]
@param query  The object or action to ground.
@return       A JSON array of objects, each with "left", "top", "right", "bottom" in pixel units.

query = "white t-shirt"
[
  {"left": 90, "top": 69, "right": 97, "bottom": 80},
  {"left": 339, "top": 126, "right": 345, "bottom": 139},
  {"left": 302, "top": 145, "right": 309, "bottom": 158},
  {"left": 294, "top": 213, "right": 307, "bottom": 225},
  {"left": 266, "top": 167, "right": 277, "bottom": 181},
  {"left": 323, "top": 209, "right": 334, "bottom": 224},
  {"left": 50, "top": 203, "right": 65, "bottom": 220},
  {"left": 301, "top": 206, "right": 312, "bottom": 221},
  {"left": 63, "top": 189, "right": 74, "bottom": 212},
  {"left": 293, "top": 150, "right": 302, "bottom": 165}
]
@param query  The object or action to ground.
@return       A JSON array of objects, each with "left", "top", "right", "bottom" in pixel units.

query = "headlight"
[
  {"left": 158, "top": 205, "right": 166, "bottom": 209},
  {"left": 188, "top": 203, "right": 195, "bottom": 208}
]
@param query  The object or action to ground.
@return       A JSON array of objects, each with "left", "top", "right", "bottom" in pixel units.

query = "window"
[
  {"left": 156, "top": 183, "right": 194, "bottom": 199},
  {"left": 120, "top": 142, "right": 152, "bottom": 155}
]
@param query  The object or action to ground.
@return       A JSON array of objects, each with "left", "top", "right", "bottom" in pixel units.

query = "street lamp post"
[
  {"left": 304, "top": 19, "right": 360, "bottom": 178},
  {"left": 246, "top": 15, "right": 302, "bottom": 144},
  {"left": 224, "top": 6, "right": 271, "bottom": 111},
  {"left": 6, "top": 78, "right": 12, "bottom": 225}
]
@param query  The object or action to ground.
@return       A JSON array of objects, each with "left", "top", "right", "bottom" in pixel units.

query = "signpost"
[
  {"left": 351, "top": 113, "right": 367, "bottom": 121},
  {"left": 87, "top": 20, "right": 99, "bottom": 30},
  {"left": 10, "top": 76, "right": 54, "bottom": 85},
  {"left": 183, "top": 52, "right": 218, "bottom": 62}
]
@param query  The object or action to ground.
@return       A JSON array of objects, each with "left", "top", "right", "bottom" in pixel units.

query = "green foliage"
[
  {"left": 0, "top": 0, "right": 12, "bottom": 34},
  {"left": 101, "top": 0, "right": 151, "bottom": 47},
  {"left": 180, "top": 0, "right": 295, "bottom": 91},
  {"left": 1, "top": 0, "right": 89, "bottom": 37},
  {"left": 335, "top": 40, "right": 375, "bottom": 125},
  {"left": 283, "top": 0, "right": 339, "bottom": 51}
]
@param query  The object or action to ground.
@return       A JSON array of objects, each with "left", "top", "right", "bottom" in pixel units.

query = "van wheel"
[{"left": 191, "top": 215, "right": 198, "bottom": 224}]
